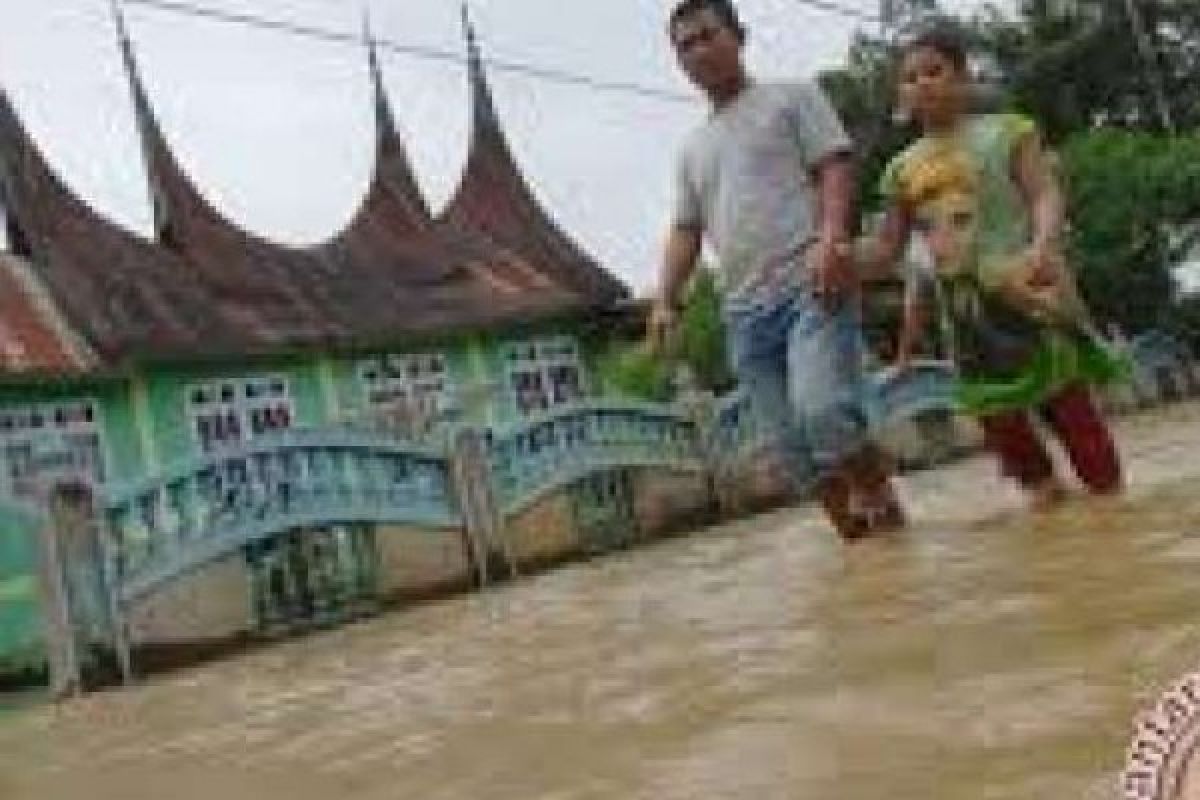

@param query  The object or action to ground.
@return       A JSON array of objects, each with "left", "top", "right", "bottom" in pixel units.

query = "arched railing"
[
  {"left": 102, "top": 429, "right": 459, "bottom": 604},
  {"left": 486, "top": 400, "right": 706, "bottom": 516}
]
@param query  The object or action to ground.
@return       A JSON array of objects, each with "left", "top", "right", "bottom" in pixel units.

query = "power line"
[
  {"left": 120, "top": 0, "right": 695, "bottom": 103},
  {"left": 116, "top": 0, "right": 876, "bottom": 105},
  {"left": 791, "top": 0, "right": 881, "bottom": 24}
]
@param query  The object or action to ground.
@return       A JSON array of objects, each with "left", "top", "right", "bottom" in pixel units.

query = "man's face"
[{"left": 670, "top": 8, "right": 743, "bottom": 94}]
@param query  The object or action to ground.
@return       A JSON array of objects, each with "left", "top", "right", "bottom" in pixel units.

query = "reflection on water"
[{"left": 2, "top": 404, "right": 1199, "bottom": 800}]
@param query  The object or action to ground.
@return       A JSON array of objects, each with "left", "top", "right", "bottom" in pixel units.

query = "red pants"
[{"left": 978, "top": 383, "right": 1122, "bottom": 493}]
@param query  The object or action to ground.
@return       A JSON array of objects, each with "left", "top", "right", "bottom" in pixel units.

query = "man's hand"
[
  {"left": 646, "top": 299, "right": 681, "bottom": 356},
  {"left": 807, "top": 236, "right": 857, "bottom": 309}
]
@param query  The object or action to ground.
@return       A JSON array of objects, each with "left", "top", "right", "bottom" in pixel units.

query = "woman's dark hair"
[
  {"left": 901, "top": 25, "right": 969, "bottom": 73},
  {"left": 669, "top": 0, "right": 747, "bottom": 45}
]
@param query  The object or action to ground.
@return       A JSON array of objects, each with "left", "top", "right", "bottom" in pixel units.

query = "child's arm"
[
  {"left": 1002, "top": 131, "right": 1096, "bottom": 325},
  {"left": 1012, "top": 128, "right": 1066, "bottom": 285},
  {"left": 895, "top": 286, "right": 929, "bottom": 370}
]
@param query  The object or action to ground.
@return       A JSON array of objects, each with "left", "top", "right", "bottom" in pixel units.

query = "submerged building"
[{"left": 0, "top": 8, "right": 680, "bottom": 677}]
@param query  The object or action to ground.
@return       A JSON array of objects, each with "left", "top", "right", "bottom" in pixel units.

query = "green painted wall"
[
  {"left": 0, "top": 316, "right": 604, "bottom": 486},
  {"left": 139, "top": 358, "right": 328, "bottom": 469},
  {"left": 0, "top": 503, "right": 44, "bottom": 676},
  {"left": 480, "top": 329, "right": 518, "bottom": 427},
  {"left": 97, "top": 381, "right": 144, "bottom": 484}
]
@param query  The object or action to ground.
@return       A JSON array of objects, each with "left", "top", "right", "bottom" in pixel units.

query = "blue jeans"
[{"left": 725, "top": 290, "right": 870, "bottom": 483}]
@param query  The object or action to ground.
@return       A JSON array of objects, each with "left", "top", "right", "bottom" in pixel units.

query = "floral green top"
[{"left": 881, "top": 113, "right": 1125, "bottom": 415}]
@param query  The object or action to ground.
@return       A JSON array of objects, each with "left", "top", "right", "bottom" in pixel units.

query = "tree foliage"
[
  {"left": 974, "top": 0, "right": 1200, "bottom": 140},
  {"left": 1060, "top": 129, "right": 1200, "bottom": 332},
  {"left": 601, "top": 269, "right": 732, "bottom": 401}
]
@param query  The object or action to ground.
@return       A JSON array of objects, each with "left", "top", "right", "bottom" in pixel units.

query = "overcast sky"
[{"left": 0, "top": 0, "right": 1000, "bottom": 295}]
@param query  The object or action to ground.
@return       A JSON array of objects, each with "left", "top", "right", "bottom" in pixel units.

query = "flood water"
[{"left": 3, "top": 403, "right": 1200, "bottom": 800}]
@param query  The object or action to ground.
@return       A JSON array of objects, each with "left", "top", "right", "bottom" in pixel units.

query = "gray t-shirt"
[{"left": 673, "top": 80, "right": 852, "bottom": 307}]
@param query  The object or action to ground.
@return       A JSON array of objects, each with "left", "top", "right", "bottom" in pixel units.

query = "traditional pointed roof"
[
  {"left": 114, "top": 0, "right": 589, "bottom": 311},
  {"left": 112, "top": 2, "right": 353, "bottom": 341},
  {"left": 363, "top": 15, "right": 430, "bottom": 227},
  {"left": 0, "top": 87, "right": 245, "bottom": 370},
  {"left": 0, "top": 74, "right": 578, "bottom": 372},
  {"left": 439, "top": 7, "right": 628, "bottom": 306},
  {"left": 0, "top": 5, "right": 630, "bottom": 376}
]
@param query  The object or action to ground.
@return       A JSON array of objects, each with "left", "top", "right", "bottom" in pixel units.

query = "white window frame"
[
  {"left": 504, "top": 335, "right": 587, "bottom": 416},
  {"left": 357, "top": 351, "right": 455, "bottom": 431},
  {"left": 186, "top": 374, "right": 294, "bottom": 455},
  {"left": 0, "top": 398, "right": 108, "bottom": 488}
]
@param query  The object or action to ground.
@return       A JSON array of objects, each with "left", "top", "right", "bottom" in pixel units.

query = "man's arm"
[
  {"left": 659, "top": 224, "right": 703, "bottom": 309},
  {"left": 859, "top": 203, "right": 914, "bottom": 282},
  {"left": 809, "top": 152, "right": 857, "bottom": 303},
  {"left": 648, "top": 224, "right": 703, "bottom": 352},
  {"left": 785, "top": 81, "right": 857, "bottom": 304},
  {"left": 813, "top": 151, "right": 855, "bottom": 247}
]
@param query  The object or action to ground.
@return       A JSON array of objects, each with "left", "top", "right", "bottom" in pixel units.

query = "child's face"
[{"left": 898, "top": 46, "right": 967, "bottom": 129}]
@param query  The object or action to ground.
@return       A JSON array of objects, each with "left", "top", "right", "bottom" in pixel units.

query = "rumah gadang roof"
[
  {"left": 438, "top": 10, "right": 627, "bottom": 306},
  {"left": 0, "top": 7, "right": 627, "bottom": 376}
]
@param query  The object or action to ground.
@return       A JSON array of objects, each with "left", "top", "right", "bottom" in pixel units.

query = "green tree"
[
  {"left": 1060, "top": 129, "right": 1200, "bottom": 332},
  {"left": 974, "top": 0, "right": 1200, "bottom": 140},
  {"left": 675, "top": 268, "right": 735, "bottom": 392},
  {"left": 818, "top": 35, "right": 912, "bottom": 213},
  {"left": 821, "top": 1, "right": 1200, "bottom": 338},
  {"left": 600, "top": 268, "right": 732, "bottom": 401}
]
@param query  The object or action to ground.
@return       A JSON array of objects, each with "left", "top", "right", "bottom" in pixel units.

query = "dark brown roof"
[
  {"left": 438, "top": 12, "right": 628, "bottom": 307},
  {"left": 0, "top": 14, "right": 627, "bottom": 377},
  {"left": 0, "top": 89, "right": 250, "bottom": 369}
]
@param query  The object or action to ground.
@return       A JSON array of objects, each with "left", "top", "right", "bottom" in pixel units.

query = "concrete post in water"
[
  {"left": 48, "top": 483, "right": 134, "bottom": 694},
  {"left": 99, "top": 514, "right": 134, "bottom": 686},
  {"left": 32, "top": 489, "right": 80, "bottom": 699},
  {"left": 448, "top": 427, "right": 516, "bottom": 586},
  {"left": 25, "top": 440, "right": 134, "bottom": 696},
  {"left": 675, "top": 385, "right": 726, "bottom": 517}
]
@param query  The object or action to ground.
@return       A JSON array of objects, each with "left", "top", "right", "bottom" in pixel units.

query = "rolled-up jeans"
[{"left": 725, "top": 288, "right": 870, "bottom": 486}]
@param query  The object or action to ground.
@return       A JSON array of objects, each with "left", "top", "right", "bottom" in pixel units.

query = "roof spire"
[
  {"left": 460, "top": 3, "right": 499, "bottom": 128},
  {"left": 363, "top": 10, "right": 399, "bottom": 144},
  {"left": 357, "top": 8, "right": 431, "bottom": 224},
  {"left": 109, "top": 0, "right": 176, "bottom": 245}
]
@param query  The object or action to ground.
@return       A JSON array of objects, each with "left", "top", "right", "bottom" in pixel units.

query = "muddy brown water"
[{"left": 3, "top": 404, "right": 1200, "bottom": 800}]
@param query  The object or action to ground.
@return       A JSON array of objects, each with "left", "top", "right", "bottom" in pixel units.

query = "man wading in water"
[{"left": 648, "top": 0, "right": 906, "bottom": 539}]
